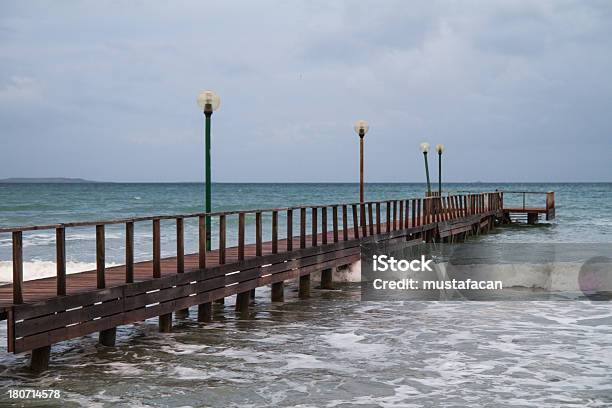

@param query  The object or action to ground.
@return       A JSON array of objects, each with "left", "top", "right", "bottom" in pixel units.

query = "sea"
[{"left": 0, "top": 182, "right": 611, "bottom": 407}]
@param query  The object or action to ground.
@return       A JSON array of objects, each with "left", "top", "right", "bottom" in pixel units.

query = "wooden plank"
[
  {"left": 96, "top": 225, "right": 105, "bottom": 289},
  {"left": 219, "top": 214, "right": 226, "bottom": 264},
  {"left": 153, "top": 219, "right": 161, "bottom": 278},
  {"left": 56, "top": 227, "right": 66, "bottom": 296},
  {"left": 12, "top": 231, "right": 23, "bottom": 305}
]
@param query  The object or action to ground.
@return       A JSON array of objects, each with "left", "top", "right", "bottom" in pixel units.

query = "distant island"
[{"left": 0, "top": 177, "right": 99, "bottom": 183}]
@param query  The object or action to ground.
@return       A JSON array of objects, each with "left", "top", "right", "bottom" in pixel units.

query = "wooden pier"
[{"left": 0, "top": 191, "right": 553, "bottom": 371}]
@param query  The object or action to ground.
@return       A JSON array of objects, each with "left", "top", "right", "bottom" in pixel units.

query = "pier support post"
[
  {"left": 299, "top": 274, "right": 310, "bottom": 298},
  {"left": 250, "top": 288, "right": 256, "bottom": 304},
  {"left": 99, "top": 328, "right": 117, "bottom": 347},
  {"left": 215, "top": 298, "right": 225, "bottom": 305},
  {"left": 159, "top": 313, "right": 172, "bottom": 333},
  {"left": 175, "top": 308, "right": 189, "bottom": 319},
  {"left": 30, "top": 346, "right": 51, "bottom": 373},
  {"left": 527, "top": 213, "right": 538, "bottom": 225},
  {"left": 236, "top": 291, "right": 250, "bottom": 313},
  {"left": 320, "top": 268, "right": 333, "bottom": 289},
  {"left": 198, "top": 302, "right": 212, "bottom": 322},
  {"left": 271, "top": 281, "right": 284, "bottom": 302}
]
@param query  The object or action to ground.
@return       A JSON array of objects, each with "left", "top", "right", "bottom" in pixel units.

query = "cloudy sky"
[{"left": 1, "top": 1, "right": 611, "bottom": 182}]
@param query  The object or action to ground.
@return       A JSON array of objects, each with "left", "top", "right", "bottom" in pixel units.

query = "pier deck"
[{"left": 0, "top": 191, "right": 553, "bottom": 371}]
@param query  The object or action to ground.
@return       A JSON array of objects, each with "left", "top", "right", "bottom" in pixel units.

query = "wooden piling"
[{"left": 321, "top": 268, "right": 333, "bottom": 290}]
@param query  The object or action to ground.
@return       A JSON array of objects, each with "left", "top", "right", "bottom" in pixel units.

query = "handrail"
[
  {"left": 0, "top": 191, "right": 505, "bottom": 234},
  {"left": 1, "top": 191, "right": 505, "bottom": 305}
]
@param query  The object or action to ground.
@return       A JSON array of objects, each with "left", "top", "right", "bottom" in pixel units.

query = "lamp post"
[
  {"left": 197, "top": 90, "right": 220, "bottom": 250},
  {"left": 436, "top": 144, "right": 444, "bottom": 196},
  {"left": 420, "top": 142, "right": 431, "bottom": 196},
  {"left": 354, "top": 120, "right": 369, "bottom": 203}
]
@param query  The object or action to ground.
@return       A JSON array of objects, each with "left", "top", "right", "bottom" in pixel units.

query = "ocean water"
[{"left": 0, "top": 182, "right": 611, "bottom": 407}]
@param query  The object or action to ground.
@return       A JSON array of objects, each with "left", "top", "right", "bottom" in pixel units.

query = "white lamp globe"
[
  {"left": 197, "top": 90, "right": 221, "bottom": 111},
  {"left": 436, "top": 144, "right": 445, "bottom": 153},
  {"left": 354, "top": 120, "right": 369, "bottom": 136},
  {"left": 420, "top": 142, "right": 430, "bottom": 153}
]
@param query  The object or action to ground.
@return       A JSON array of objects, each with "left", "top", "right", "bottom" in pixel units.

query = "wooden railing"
[
  {"left": 496, "top": 191, "right": 555, "bottom": 220},
  {"left": 0, "top": 192, "right": 504, "bottom": 306}
]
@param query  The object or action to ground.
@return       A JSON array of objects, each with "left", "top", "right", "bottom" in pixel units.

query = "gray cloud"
[{"left": 0, "top": 0, "right": 611, "bottom": 182}]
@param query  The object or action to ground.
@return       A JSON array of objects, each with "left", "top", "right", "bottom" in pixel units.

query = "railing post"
[
  {"left": 56, "top": 227, "right": 66, "bottom": 296},
  {"left": 311, "top": 207, "right": 318, "bottom": 247},
  {"left": 96, "top": 225, "right": 105, "bottom": 289},
  {"left": 393, "top": 201, "right": 398, "bottom": 230},
  {"left": 198, "top": 216, "right": 206, "bottom": 269},
  {"left": 376, "top": 202, "right": 381, "bottom": 234},
  {"left": 219, "top": 214, "right": 226, "bottom": 264},
  {"left": 321, "top": 207, "right": 327, "bottom": 245},
  {"left": 342, "top": 205, "right": 348, "bottom": 241},
  {"left": 386, "top": 202, "right": 391, "bottom": 232},
  {"left": 126, "top": 221, "right": 134, "bottom": 283},
  {"left": 238, "top": 212, "right": 245, "bottom": 260},
  {"left": 176, "top": 218, "right": 184, "bottom": 274},
  {"left": 12, "top": 231, "right": 23, "bottom": 305},
  {"left": 153, "top": 219, "right": 161, "bottom": 278},
  {"left": 272, "top": 210, "right": 278, "bottom": 253},
  {"left": 399, "top": 201, "right": 404, "bottom": 229},
  {"left": 332, "top": 206, "right": 339, "bottom": 243},
  {"left": 256, "top": 212, "right": 262, "bottom": 256},
  {"left": 546, "top": 191, "right": 555, "bottom": 220},
  {"left": 286, "top": 209, "right": 293, "bottom": 251},
  {"left": 360, "top": 203, "right": 367, "bottom": 237},
  {"left": 352, "top": 204, "right": 359, "bottom": 239},
  {"left": 175, "top": 217, "right": 188, "bottom": 319},
  {"left": 300, "top": 208, "right": 306, "bottom": 249},
  {"left": 96, "top": 224, "right": 117, "bottom": 343},
  {"left": 368, "top": 203, "right": 374, "bottom": 235}
]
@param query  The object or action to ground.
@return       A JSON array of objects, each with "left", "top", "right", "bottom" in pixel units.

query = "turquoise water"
[
  {"left": 0, "top": 182, "right": 611, "bottom": 407},
  {"left": 1, "top": 182, "right": 610, "bottom": 266}
]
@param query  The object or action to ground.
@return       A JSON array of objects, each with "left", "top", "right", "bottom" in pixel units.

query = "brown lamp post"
[{"left": 354, "top": 120, "right": 369, "bottom": 203}]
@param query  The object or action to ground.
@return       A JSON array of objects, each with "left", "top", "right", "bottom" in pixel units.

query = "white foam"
[{"left": 0, "top": 260, "right": 119, "bottom": 283}]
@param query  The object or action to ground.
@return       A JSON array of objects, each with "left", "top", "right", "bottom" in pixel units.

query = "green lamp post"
[
  {"left": 197, "top": 90, "right": 220, "bottom": 250},
  {"left": 420, "top": 142, "right": 431, "bottom": 196},
  {"left": 436, "top": 144, "right": 444, "bottom": 196},
  {"left": 354, "top": 120, "right": 370, "bottom": 203}
]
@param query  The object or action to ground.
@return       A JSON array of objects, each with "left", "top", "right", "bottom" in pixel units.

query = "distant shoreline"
[{"left": 0, "top": 177, "right": 100, "bottom": 183}]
